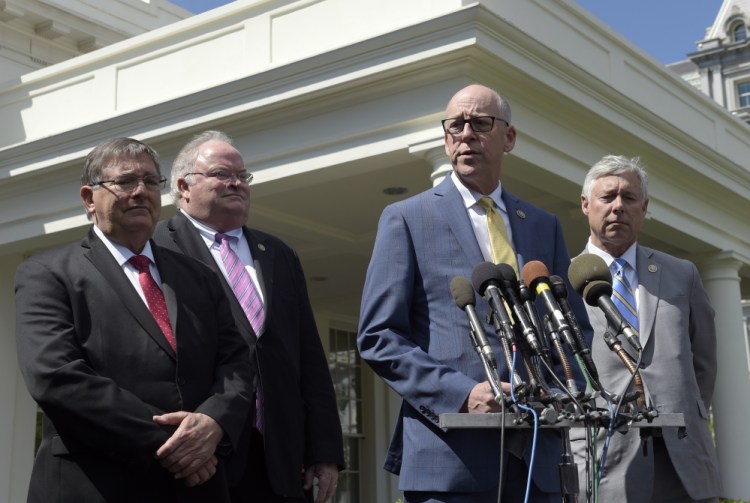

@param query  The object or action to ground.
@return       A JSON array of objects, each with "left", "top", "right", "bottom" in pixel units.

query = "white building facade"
[{"left": 1, "top": 1, "right": 749, "bottom": 502}]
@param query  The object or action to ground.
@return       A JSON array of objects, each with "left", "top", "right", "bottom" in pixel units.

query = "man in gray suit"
[{"left": 573, "top": 155, "right": 721, "bottom": 502}]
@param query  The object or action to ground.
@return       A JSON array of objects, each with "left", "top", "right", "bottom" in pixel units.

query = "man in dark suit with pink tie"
[
  {"left": 15, "top": 137, "right": 253, "bottom": 502},
  {"left": 153, "top": 130, "right": 344, "bottom": 503}
]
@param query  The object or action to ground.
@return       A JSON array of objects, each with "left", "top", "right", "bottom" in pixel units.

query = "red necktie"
[{"left": 128, "top": 255, "right": 176, "bottom": 351}]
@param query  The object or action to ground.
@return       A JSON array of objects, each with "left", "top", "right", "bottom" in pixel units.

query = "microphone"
[
  {"left": 549, "top": 275, "right": 600, "bottom": 386},
  {"left": 450, "top": 276, "right": 498, "bottom": 371},
  {"left": 471, "top": 262, "right": 517, "bottom": 346},
  {"left": 518, "top": 279, "right": 550, "bottom": 358},
  {"left": 521, "top": 261, "right": 580, "bottom": 358},
  {"left": 568, "top": 255, "right": 642, "bottom": 352},
  {"left": 471, "top": 262, "right": 526, "bottom": 391},
  {"left": 495, "top": 263, "right": 544, "bottom": 358}
]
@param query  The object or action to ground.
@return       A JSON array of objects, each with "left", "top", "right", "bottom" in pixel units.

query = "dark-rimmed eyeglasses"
[
  {"left": 185, "top": 170, "right": 253, "bottom": 184},
  {"left": 441, "top": 116, "right": 509, "bottom": 135},
  {"left": 90, "top": 175, "right": 166, "bottom": 193}
]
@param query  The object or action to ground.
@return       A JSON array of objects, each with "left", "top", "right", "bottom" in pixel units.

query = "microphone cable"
[
  {"left": 510, "top": 345, "right": 538, "bottom": 503},
  {"left": 596, "top": 349, "right": 644, "bottom": 493}
]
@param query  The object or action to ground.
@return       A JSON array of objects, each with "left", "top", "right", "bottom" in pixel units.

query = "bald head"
[{"left": 443, "top": 84, "right": 516, "bottom": 195}]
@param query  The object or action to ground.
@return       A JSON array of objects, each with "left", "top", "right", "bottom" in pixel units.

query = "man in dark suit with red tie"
[
  {"left": 153, "top": 130, "right": 344, "bottom": 503},
  {"left": 15, "top": 137, "right": 254, "bottom": 502}
]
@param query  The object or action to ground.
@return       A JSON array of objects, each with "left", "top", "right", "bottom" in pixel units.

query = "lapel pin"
[
  {"left": 258, "top": 244, "right": 266, "bottom": 252},
  {"left": 516, "top": 210, "right": 526, "bottom": 219},
  {"left": 648, "top": 264, "right": 657, "bottom": 273}
]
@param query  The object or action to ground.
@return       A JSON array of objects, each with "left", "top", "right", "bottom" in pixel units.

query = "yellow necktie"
[{"left": 478, "top": 196, "right": 518, "bottom": 275}]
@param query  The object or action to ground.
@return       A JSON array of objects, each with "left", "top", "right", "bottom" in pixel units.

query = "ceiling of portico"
[{"left": 2, "top": 0, "right": 749, "bottom": 320}]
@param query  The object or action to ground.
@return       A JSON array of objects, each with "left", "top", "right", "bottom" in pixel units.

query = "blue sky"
[{"left": 171, "top": 0, "right": 724, "bottom": 65}]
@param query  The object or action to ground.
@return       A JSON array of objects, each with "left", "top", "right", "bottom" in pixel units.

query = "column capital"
[
  {"left": 693, "top": 251, "right": 745, "bottom": 281},
  {"left": 409, "top": 139, "right": 451, "bottom": 187}
]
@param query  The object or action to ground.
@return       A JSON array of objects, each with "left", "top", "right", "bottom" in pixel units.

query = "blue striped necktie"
[{"left": 612, "top": 258, "right": 639, "bottom": 333}]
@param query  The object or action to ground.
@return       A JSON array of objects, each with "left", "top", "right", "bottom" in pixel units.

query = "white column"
[
  {"left": 697, "top": 252, "right": 749, "bottom": 500},
  {"left": 409, "top": 139, "right": 452, "bottom": 186},
  {"left": 0, "top": 253, "right": 36, "bottom": 503}
]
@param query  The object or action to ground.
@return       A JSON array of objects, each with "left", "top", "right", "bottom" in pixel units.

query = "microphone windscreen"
[
  {"left": 496, "top": 263, "right": 517, "bottom": 282},
  {"left": 568, "top": 255, "right": 612, "bottom": 295},
  {"left": 582, "top": 280, "right": 613, "bottom": 307},
  {"left": 450, "top": 276, "right": 476, "bottom": 308},
  {"left": 471, "top": 261, "right": 502, "bottom": 296},
  {"left": 549, "top": 275, "right": 567, "bottom": 299},
  {"left": 521, "top": 260, "right": 549, "bottom": 289}
]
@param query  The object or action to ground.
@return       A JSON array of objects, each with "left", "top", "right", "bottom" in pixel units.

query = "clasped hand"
[{"left": 153, "top": 411, "right": 222, "bottom": 487}]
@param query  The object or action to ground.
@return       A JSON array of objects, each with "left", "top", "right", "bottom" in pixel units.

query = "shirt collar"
[
  {"left": 92, "top": 225, "right": 156, "bottom": 266},
  {"left": 180, "top": 210, "right": 244, "bottom": 245},
  {"left": 450, "top": 172, "right": 507, "bottom": 213},
  {"left": 586, "top": 238, "right": 637, "bottom": 271}
]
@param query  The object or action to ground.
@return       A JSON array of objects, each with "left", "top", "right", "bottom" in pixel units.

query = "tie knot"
[
  {"left": 478, "top": 196, "right": 495, "bottom": 212},
  {"left": 215, "top": 233, "right": 238, "bottom": 245},
  {"left": 614, "top": 258, "right": 629, "bottom": 275},
  {"left": 128, "top": 255, "right": 151, "bottom": 272}
]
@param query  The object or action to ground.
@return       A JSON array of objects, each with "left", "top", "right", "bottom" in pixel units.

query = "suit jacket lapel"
[
  {"left": 502, "top": 190, "right": 527, "bottom": 270},
  {"left": 153, "top": 244, "right": 179, "bottom": 348},
  {"left": 434, "top": 177, "right": 484, "bottom": 266},
  {"left": 83, "top": 229, "right": 176, "bottom": 357},
  {"left": 636, "top": 245, "right": 659, "bottom": 350}
]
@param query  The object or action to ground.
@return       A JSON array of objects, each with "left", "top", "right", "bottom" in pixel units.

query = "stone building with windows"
[
  {"left": 1, "top": 0, "right": 749, "bottom": 502},
  {"left": 669, "top": 0, "right": 750, "bottom": 123}
]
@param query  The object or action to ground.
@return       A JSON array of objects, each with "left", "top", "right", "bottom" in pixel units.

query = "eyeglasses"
[
  {"left": 441, "top": 116, "right": 509, "bottom": 135},
  {"left": 185, "top": 170, "right": 253, "bottom": 184},
  {"left": 90, "top": 175, "right": 166, "bottom": 193}
]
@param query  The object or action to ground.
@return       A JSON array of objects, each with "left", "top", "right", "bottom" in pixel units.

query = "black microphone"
[
  {"left": 471, "top": 262, "right": 517, "bottom": 346},
  {"left": 495, "top": 263, "right": 544, "bottom": 358},
  {"left": 521, "top": 261, "right": 580, "bottom": 358},
  {"left": 549, "top": 274, "right": 600, "bottom": 385},
  {"left": 471, "top": 262, "right": 526, "bottom": 391},
  {"left": 568, "top": 255, "right": 642, "bottom": 352},
  {"left": 450, "top": 276, "right": 498, "bottom": 371},
  {"left": 518, "top": 279, "right": 550, "bottom": 358}
]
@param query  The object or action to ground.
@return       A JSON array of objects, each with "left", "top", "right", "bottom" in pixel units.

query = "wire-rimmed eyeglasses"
[
  {"left": 90, "top": 175, "right": 167, "bottom": 193},
  {"left": 185, "top": 170, "right": 253, "bottom": 184}
]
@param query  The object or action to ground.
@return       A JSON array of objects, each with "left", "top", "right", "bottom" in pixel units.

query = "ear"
[
  {"left": 80, "top": 186, "right": 96, "bottom": 219},
  {"left": 581, "top": 194, "right": 589, "bottom": 215},
  {"left": 177, "top": 177, "right": 191, "bottom": 202},
  {"left": 503, "top": 125, "right": 517, "bottom": 153}
]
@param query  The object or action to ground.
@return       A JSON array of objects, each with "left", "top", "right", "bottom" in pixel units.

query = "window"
[
  {"left": 733, "top": 22, "right": 747, "bottom": 42},
  {"left": 738, "top": 81, "right": 750, "bottom": 108},
  {"left": 328, "top": 327, "right": 362, "bottom": 503}
]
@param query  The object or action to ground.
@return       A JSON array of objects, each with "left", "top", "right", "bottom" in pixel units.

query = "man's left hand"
[{"left": 303, "top": 463, "right": 339, "bottom": 503}]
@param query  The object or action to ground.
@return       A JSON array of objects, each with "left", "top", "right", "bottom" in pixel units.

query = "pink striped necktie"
[
  {"left": 128, "top": 255, "right": 176, "bottom": 351},
  {"left": 215, "top": 233, "right": 266, "bottom": 432},
  {"left": 215, "top": 233, "right": 265, "bottom": 335}
]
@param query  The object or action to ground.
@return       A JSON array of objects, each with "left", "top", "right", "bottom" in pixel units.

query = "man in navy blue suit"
[{"left": 357, "top": 84, "right": 592, "bottom": 502}]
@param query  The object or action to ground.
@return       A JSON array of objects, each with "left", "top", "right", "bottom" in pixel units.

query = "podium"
[{"left": 439, "top": 412, "right": 686, "bottom": 430}]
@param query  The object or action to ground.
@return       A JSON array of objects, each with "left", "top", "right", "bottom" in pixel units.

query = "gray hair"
[
  {"left": 582, "top": 155, "right": 648, "bottom": 201},
  {"left": 493, "top": 90, "right": 512, "bottom": 124},
  {"left": 170, "top": 130, "right": 234, "bottom": 205},
  {"left": 81, "top": 138, "right": 161, "bottom": 221},
  {"left": 81, "top": 137, "right": 160, "bottom": 186}
]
